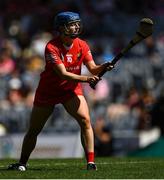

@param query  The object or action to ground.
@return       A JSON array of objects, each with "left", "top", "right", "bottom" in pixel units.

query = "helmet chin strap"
[
  {"left": 69, "top": 34, "right": 79, "bottom": 39},
  {"left": 65, "top": 33, "right": 78, "bottom": 39}
]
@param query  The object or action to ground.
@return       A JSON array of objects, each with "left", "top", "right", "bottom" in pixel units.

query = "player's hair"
[{"left": 54, "top": 11, "right": 82, "bottom": 38}]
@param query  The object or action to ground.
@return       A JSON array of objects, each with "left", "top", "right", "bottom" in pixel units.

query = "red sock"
[{"left": 87, "top": 152, "right": 94, "bottom": 163}]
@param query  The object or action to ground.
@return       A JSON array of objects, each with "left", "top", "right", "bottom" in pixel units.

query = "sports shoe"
[
  {"left": 7, "top": 163, "right": 27, "bottom": 171},
  {"left": 87, "top": 163, "right": 97, "bottom": 170}
]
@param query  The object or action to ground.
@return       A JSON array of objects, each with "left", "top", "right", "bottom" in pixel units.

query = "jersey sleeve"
[
  {"left": 45, "top": 43, "right": 63, "bottom": 65},
  {"left": 82, "top": 41, "right": 94, "bottom": 64}
]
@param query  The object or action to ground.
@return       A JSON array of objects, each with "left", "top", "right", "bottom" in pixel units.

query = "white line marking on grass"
[
  {"left": 0, "top": 160, "right": 162, "bottom": 168},
  {"left": 40, "top": 161, "right": 158, "bottom": 166},
  {"left": 97, "top": 161, "right": 154, "bottom": 165}
]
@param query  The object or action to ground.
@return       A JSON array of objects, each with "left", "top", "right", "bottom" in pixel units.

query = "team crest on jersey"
[
  {"left": 77, "top": 52, "right": 81, "bottom": 58},
  {"left": 77, "top": 52, "right": 82, "bottom": 60},
  {"left": 77, "top": 50, "right": 82, "bottom": 61}
]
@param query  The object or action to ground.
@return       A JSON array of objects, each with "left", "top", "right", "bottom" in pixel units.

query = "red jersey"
[{"left": 34, "top": 37, "right": 93, "bottom": 106}]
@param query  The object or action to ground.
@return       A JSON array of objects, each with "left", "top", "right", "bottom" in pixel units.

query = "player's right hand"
[{"left": 87, "top": 76, "right": 101, "bottom": 89}]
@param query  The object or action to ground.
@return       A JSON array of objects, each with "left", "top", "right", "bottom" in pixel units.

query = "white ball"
[{"left": 18, "top": 166, "right": 26, "bottom": 171}]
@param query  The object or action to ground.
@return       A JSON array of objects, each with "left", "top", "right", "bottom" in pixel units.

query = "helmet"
[{"left": 54, "top": 11, "right": 82, "bottom": 38}]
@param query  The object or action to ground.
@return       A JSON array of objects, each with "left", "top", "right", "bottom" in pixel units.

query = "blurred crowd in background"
[{"left": 0, "top": 0, "right": 164, "bottom": 156}]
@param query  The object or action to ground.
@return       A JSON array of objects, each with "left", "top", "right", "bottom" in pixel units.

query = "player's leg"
[
  {"left": 19, "top": 106, "right": 54, "bottom": 164},
  {"left": 63, "top": 95, "right": 97, "bottom": 170},
  {"left": 80, "top": 131, "right": 88, "bottom": 161},
  {"left": 8, "top": 105, "right": 54, "bottom": 170}
]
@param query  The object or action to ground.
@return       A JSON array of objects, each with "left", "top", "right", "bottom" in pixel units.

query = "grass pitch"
[{"left": 0, "top": 157, "right": 164, "bottom": 179}]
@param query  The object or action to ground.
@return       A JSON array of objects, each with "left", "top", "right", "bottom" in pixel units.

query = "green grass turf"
[{"left": 0, "top": 157, "right": 164, "bottom": 179}]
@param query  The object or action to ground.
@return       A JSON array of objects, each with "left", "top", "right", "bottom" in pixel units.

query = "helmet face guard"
[
  {"left": 54, "top": 12, "right": 82, "bottom": 38},
  {"left": 63, "top": 20, "right": 82, "bottom": 38}
]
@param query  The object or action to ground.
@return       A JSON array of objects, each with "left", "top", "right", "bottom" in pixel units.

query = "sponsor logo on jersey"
[{"left": 66, "top": 65, "right": 80, "bottom": 71}]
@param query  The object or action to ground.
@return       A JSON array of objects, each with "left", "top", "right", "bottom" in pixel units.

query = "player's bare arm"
[
  {"left": 85, "top": 60, "right": 114, "bottom": 76},
  {"left": 53, "top": 63, "right": 100, "bottom": 83}
]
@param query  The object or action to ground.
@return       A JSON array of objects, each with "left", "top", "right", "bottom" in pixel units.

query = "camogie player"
[{"left": 8, "top": 11, "right": 114, "bottom": 171}]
